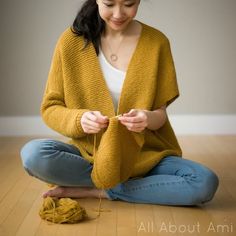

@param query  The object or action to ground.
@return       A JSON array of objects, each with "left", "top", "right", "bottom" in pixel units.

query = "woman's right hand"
[{"left": 81, "top": 111, "right": 109, "bottom": 134}]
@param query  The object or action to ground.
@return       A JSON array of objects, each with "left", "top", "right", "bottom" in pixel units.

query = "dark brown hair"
[{"left": 71, "top": 0, "right": 105, "bottom": 54}]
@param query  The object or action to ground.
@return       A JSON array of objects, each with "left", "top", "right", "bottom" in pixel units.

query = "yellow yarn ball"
[{"left": 39, "top": 197, "right": 87, "bottom": 224}]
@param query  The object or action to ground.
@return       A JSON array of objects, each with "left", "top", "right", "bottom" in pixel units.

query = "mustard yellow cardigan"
[{"left": 40, "top": 22, "right": 182, "bottom": 188}]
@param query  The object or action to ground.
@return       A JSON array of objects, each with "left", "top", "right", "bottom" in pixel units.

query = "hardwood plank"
[
  {"left": 35, "top": 219, "right": 58, "bottom": 236},
  {"left": 15, "top": 190, "right": 45, "bottom": 236},
  {"left": 152, "top": 205, "right": 177, "bottom": 236},
  {"left": 0, "top": 173, "right": 31, "bottom": 224},
  {"left": 0, "top": 178, "right": 44, "bottom": 235},
  {"left": 0, "top": 162, "right": 25, "bottom": 202},
  {"left": 171, "top": 206, "right": 220, "bottom": 236},
  {"left": 95, "top": 199, "right": 117, "bottom": 236},
  {"left": 116, "top": 201, "right": 136, "bottom": 236},
  {"left": 202, "top": 182, "right": 236, "bottom": 236},
  {"left": 135, "top": 203, "right": 156, "bottom": 236}
]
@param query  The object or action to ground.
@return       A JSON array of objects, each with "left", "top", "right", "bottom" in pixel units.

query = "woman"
[{"left": 20, "top": 0, "right": 219, "bottom": 205}]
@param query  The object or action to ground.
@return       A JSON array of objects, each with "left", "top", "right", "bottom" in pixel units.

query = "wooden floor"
[{"left": 0, "top": 136, "right": 235, "bottom": 236}]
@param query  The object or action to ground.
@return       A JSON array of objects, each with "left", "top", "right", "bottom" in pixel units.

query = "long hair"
[{"left": 71, "top": 0, "right": 105, "bottom": 54}]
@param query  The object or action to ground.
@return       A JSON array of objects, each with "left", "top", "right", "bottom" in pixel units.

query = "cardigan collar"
[{"left": 91, "top": 23, "right": 150, "bottom": 117}]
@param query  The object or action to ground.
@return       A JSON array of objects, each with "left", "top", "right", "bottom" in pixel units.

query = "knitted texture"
[
  {"left": 40, "top": 22, "right": 182, "bottom": 181},
  {"left": 91, "top": 116, "right": 144, "bottom": 189}
]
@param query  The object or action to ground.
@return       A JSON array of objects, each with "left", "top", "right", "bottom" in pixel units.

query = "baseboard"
[
  {"left": 169, "top": 114, "right": 236, "bottom": 135},
  {"left": 0, "top": 115, "right": 235, "bottom": 136}
]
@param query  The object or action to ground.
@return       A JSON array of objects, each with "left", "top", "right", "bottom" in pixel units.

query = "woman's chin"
[{"left": 108, "top": 20, "right": 132, "bottom": 32}]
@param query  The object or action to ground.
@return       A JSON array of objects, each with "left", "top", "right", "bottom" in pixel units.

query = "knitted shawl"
[{"left": 40, "top": 22, "right": 182, "bottom": 189}]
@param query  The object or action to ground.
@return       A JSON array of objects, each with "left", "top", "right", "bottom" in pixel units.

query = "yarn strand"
[
  {"left": 39, "top": 116, "right": 123, "bottom": 223},
  {"left": 93, "top": 133, "right": 103, "bottom": 217}
]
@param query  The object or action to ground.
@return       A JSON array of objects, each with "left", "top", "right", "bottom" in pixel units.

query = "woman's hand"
[
  {"left": 81, "top": 111, "right": 109, "bottom": 134},
  {"left": 118, "top": 106, "right": 167, "bottom": 132},
  {"left": 118, "top": 109, "right": 148, "bottom": 133}
]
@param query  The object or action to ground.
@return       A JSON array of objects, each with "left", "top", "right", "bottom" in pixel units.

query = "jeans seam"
[{"left": 123, "top": 180, "right": 186, "bottom": 193}]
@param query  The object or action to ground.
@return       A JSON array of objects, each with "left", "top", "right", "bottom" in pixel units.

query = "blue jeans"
[{"left": 20, "top": 139, "right": 219, "bottom": 205}]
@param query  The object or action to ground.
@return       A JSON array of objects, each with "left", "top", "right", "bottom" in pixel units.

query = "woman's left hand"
[{"left": 118, "top": 109, "right": 148, "bottom": 133}]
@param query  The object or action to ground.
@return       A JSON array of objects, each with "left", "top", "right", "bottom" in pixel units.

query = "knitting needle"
[{"left": 115, "top": 114, "right": 123, "bottom": 118}]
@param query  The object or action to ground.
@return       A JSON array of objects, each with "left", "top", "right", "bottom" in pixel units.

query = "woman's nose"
[{"left": 113, "top": 6, "right": 124, "bottom": 18}]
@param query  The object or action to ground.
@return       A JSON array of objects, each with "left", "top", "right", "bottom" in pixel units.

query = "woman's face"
[{"left": 96, "top": 0, "right": 140, "bottom": 32}]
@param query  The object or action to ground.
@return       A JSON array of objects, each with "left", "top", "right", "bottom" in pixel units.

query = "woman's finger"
[
  {"left": 86, "top": 111, "right": 99, "bottom": 122},
  {"left": 92, "top": 111, "right": 109, "bottom": 123},
  {"left": 120, "top": 122, "right": 146, "bottom": 131}
]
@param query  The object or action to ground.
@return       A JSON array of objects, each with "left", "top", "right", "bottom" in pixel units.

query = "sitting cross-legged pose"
[{"left": 20, "top": 0, "right": 219, "bottom": 205}]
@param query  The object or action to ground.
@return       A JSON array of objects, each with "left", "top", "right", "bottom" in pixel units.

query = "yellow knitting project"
[{"left": 91, "top": 116, "right": 144, "bottom": 189}]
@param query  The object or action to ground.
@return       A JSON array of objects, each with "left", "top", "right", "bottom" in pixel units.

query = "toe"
[
  {"left": 42, "top": 190, "right": 51, "bottom": 198},
  {"left": 42, "top": 187, "right": 65, "bottom": 198}
]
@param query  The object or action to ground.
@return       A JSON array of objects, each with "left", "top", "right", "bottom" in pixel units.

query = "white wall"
[{"left": 0, "top": 0, "right": 235, "bottom": 135}]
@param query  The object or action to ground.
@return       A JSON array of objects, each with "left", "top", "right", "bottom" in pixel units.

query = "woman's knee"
[
  {"left": 20, "top": 139, "right": 55, "bottom": 170},
  {"left": 191, "top": 168, "right": 219, "bottom": 205},
  {"left": 201, "top": 168, "right": 219, "bottom": 202}
]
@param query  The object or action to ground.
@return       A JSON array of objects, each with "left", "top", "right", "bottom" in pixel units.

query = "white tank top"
[{"left": 98, "top": 49, "right": 126, "bottom": 111}]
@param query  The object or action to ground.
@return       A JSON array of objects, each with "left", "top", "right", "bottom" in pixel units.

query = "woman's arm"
[
  {"left": 40, "top": 41, "right": 90, "bottom": 139},
  {"left": 145, "top": 105, "right": 167, "bottom": 131}
]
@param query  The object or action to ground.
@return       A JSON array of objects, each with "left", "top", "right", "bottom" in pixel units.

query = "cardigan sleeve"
[
  {"left": 40, "top": 41, "right": 89, "bottom": 138},
  {"left": 153, "top": 38, "right": 179, "bottom": 109}
]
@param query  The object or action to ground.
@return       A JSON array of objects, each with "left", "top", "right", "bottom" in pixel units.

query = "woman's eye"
[
  {"left": 125, "top": 3, "right": 135, "bottom": 7},
  {"left": 104, "top": 3, "right": 114, "bottom": 7},
  {"left": 103, "top": 2, "right": 135, "bottom": 8}
]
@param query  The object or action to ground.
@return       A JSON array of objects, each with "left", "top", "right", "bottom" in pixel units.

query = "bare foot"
[{"left": 42, "top": 186, "right": 108, "bottom": 199}]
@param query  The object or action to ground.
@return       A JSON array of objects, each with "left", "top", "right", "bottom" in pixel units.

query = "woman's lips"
[{"left": 110, "top": 20, "right": 126, "bottom": 26}]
